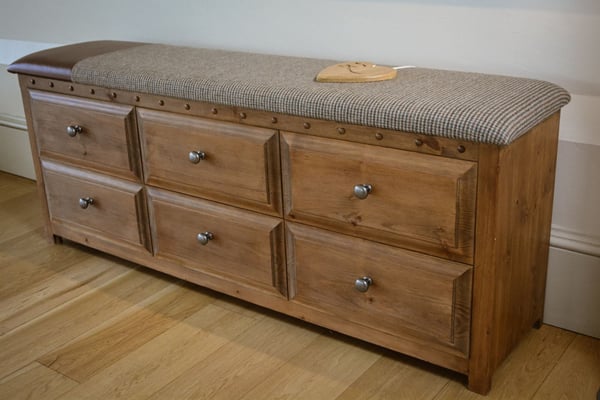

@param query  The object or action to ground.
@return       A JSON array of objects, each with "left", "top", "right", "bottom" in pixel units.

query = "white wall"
[{"left": 1, "top": 0, "right": 598, "bottom": 337}]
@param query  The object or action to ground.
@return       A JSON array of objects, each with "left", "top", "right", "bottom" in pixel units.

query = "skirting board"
[
  {"left": 0, "top": 124, "right": 35, "bottom": 179},
  {"left": 544, "top": 247, "right": 600, "bottom": 338}
]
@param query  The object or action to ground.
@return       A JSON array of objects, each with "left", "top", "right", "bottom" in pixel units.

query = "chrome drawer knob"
[
  {"left": 66, "top": 125, "right": 83, "bottom": 137},
  {"left": 78, "top": 197, "right": 94, "bottom": 209},
  {"left": 196, "top": 231, "right": 214, "bottom": 245},
  {"left": 188, "top": 150, "right": 207, "bottom": 164},
  {"left": 355, "top": 276, "right": 373, "bottom": 293},
  {"left": 353, "top": 184, "right": 373, "bottom": 200}
]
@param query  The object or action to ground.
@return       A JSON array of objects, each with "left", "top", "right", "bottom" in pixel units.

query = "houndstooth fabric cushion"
[{"left": 72, "top": 44, "right": 570, "bottom": 145}]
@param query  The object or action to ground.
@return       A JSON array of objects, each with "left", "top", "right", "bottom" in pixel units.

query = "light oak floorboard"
[
  {"left": 533, "top": 334, "right": 600, "bottom": 400},
  {"left": 55, "top": 304, "right": 260, "bottom": 400},
  {"left": 335, "top": 352, "right": 452, "bottom": 400},
  {"left": 0, "top": 230, "right": 92, "bottom": 300},
  {"left": 0, "top": 172, "right": 36, "bottom": 203},
  {"left": 0, "top": 189, "right": 43, "bottom": 242},
  {"left": 0, "top": 267, "right": 167, "bottom": 379},
  {"left": 433, "top": 324, "right": 576, "bottom": 400},
  {"left": 147, "top": 313, "right": 321, "bottom": 400},
  {"left": 38, "top": 281, "right": 215, "bottom": 382},
  {"left": 239, "top": 334, "right": 381, "bottom": 399},
  {"left": 0, "top": 362, "right": 78, "bottom": 400},
  {"left": 0, "top": 256, "right": 134, "bottom": 335}
]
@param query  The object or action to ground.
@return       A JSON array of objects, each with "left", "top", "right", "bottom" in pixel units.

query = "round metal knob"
[
  {"left": 78, "top": 197, "right": 94, "bottom": 209},
  {"left": 353, "top": 184, "right": 373, "bottom": 200},
  {"left": 355, "top": 276, "right": 373, "bottom": 293},
  {"left": 196, "top": 231, "right": 214, "bottom": 245},
  {"left": 66, "top": 125, "right": 83, "bottom": 137},
  {"left": 188, "top": 151, "right": 207, "bottom": 164}
]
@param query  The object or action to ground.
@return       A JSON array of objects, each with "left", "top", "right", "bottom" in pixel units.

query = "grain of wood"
[
  {"left": 434, "top": 325, "right": 576, "bottom": 400},
  {"left": 533, "top": 334, "right": 600, "bottom": 400},
  {"left": 0, "top": 362, "right": 77, "bottom": 400},
  {"left": 147, "top": 314, "right": 320, "bottom": 400},
  {"left": 55, "top": 304, "right": 259, "bottom": 400},
  {"left": 0, "top": 190, "right": 43, "bottom": 242},
  {"left": 211, "top": 292, "right": 266, "bottom": 320},
  {"left": 336, "top": 353, "right": 451, "bottom": 400},
  {"left": 0, "top": 256, "right": 133, "bottom": 335},
  {"left": 240, "top": 334, "right": 380, "bottom": 399},
  {"left": 0, "top": 172, "right": 36, "bottom": 203},
  {"left": 138, "top": 108, "right": 282, "bottom": 215},
  {"left": 280, "top": 131, "right": 477, "bottom": 263},
  {"left": 29, "top": 90, "right": 141, "bottom": 180},
  {"left": 149, "top": 188, "right": 287, "bottom": 296},
  {"left": 0, "top": 230, "right": 91, "bottom": 300},
  {"left": 38, "top": 281, "right": 214, "bottom": 382},
  {"left": 0, "top": 268, "right": 166, "bottom": 379}
]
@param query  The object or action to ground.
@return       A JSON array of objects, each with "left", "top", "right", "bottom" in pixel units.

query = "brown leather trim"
[{"left": 7, "top": 40, "right": 145, "bottom": 81}]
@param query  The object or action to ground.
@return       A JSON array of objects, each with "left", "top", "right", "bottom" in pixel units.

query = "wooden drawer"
[
  {"left": 281, "top": 132, "right": 477, "bottom": 263},
  {"left": 29, "top": 90, "right": 141, "bottom": 180},
  {"left": 148, "top": 188, "right": 287, "bottom": 297},
  {"left": 138, "top": 109, "right": 282, "bottom": 215},
  {"left": 42, "top": 160, "right": 151, "bottom": 251},
  {"left": 286, "top": 222, "right": 472, "bottom": 356}
]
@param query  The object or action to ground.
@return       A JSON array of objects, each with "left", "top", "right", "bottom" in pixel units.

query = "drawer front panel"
[
  {"left": 139, "top": 109, "right": 282, "bottom": 215},
  {"left": 42, "top": 160, "right": 151, "bottom": 251},
  {"left": 148, "top": 188, "right": 287, "bottom": 297},
  {"left": 287, "top": 222, "right": 472, "bottom": 355},
  {"left": 281, "top": 132, "right": 477, "bottom": 263},
  {"left": 29, "top": 90, "right": 141, "bottom": 180}
]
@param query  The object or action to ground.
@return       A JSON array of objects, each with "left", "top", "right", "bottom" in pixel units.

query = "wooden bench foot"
[{"left": 467, "top": 371, "right": 492, "bottom": 395}]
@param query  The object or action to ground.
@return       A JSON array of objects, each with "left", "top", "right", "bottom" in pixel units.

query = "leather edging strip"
[{"left": 6, "top": 40, "right": 145, "bottom": 81}]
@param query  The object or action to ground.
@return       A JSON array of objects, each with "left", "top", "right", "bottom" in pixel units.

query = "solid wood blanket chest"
[{"left": 8, "top": 41, "right": 570, "bottom": 394}]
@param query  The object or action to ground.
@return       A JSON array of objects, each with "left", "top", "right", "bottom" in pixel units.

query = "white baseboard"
[
  {"left": 551, "top": 224, "right": 600, "bottom": 258},
  {"left": 0, "top": 112, "right": 27, "bottom": 131},
  {"left": 0, "top": 125, "right": 34, "bottom": 179},
  {"left": 544, "top": 247, "right": 600, "bottom": 338}
]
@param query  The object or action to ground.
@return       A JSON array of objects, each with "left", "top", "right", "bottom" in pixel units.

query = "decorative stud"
[
  {"left": 90, "top": 89, "right": 95, "bottom": 94},
  {"left": 49, "top": 82, "right": 54, "bottom": 88},
  {"left": 111, "top": 92, "right": 117, "bottom": 98},
  {"left": 211, "top": 108, "right": 218, "bottom": 114},
  {"left": 184, "top": 103, "right": 191, "bottom": 110},
  {"left": 415, "top": 139, "right": 423, "bottom": 146},
  {"left": 303, "top": 122, "right": 311, "bottom": 129},
  {"left": 271, "top": 117, "right": 278, "bottom": 124},
  {"left": 29, "top": 79, "right": 36, "bottom": 85},
  {"left": 134, "top": 95, "right": 141, "bottom": 102},
  {"left": 375, "top": 132, "right": 384, "bottom": 140},
  {"left": 69, "top": 85, "right": 74, "bottom": 91},
  {"left": 337, "top": 127, "right": 346, "bottom": 135},
  {"left": 457, "top": 145, "right": 466, "bottom": 153},
  {"left": 158, "top": 100, "right": 165, "bottom": 106},
  {"left": 239, "top": 112, "right": 247, "bottom": 119}
]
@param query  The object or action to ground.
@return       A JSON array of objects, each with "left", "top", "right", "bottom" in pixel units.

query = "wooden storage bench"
[{"left": 8, "top": 41, "right": 570, "bottom": 394}]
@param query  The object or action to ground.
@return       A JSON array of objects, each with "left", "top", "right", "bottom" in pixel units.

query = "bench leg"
[{"left": 467, "top": 370, "right": 492, "bottom": 395}]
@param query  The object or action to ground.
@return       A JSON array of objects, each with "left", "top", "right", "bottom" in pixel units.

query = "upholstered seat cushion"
[{"left": 11, "top": 41, "right": 571, "bottom": 145}]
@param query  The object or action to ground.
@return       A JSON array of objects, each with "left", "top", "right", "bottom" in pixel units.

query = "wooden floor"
[{"left": 0, "top": 171, "right": 598, "bottom": 400}]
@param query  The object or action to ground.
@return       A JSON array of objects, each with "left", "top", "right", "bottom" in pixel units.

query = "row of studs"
[{"left": 29, "top": 78, "right": 468, "bottom": 154}]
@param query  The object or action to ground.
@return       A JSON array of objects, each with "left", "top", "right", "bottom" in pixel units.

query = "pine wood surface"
[
  {"left": 138, "top": 108, "right": 282, "bottom": 216},
  {"left": 286, "top": 222, "right": 472, "bottom": 355},
  {"left": 1, "top": 171, "right": 598, "bottom": 400},
  {"left": 28, "top": 90, "right": 142, "bottom": 181},
  {"left": 281, "top": 131, "right": 477, "bottom": 263}
]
